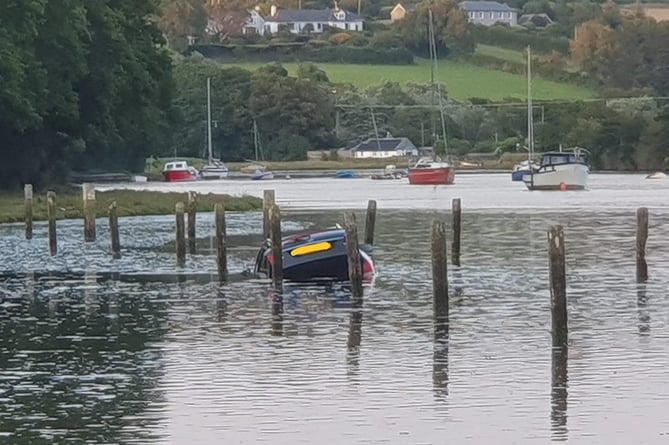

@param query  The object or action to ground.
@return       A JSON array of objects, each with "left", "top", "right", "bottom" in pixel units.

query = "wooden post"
[
  {"left": 431, "top": 220, "right": 449, "bottom": 323},
  {"left": 24, "top": 184, "right": 33, "bottom": 240},
  {"left": 263, "top": 189, "right": 275, "bottom": 239},
  {"left": 344, "top": 212, "right": 363, "bottom": 306},
  {"left": 451, "top": 198, "right": 461, "bottom": 266},
  {"left": 47, "top": 191, "right": 57, "bottom": 256},
  {"left": 636, "top": 207, "right": 649, "bottom": 283},
  {"left": 187, "top": 191, "right": 197, "bottom": 254},
  {"left": 548, "top": 225, "right": 567, "bottom": 347},
  {"left": 551, "top": 344, "right": 568, "bottom": 435},
  {"left": 215, "top": 203, "right": 227, "bottom": 282},
  {"left": 269, "top": 203, "right": 283, "bottom": 288},
  {"left": 108, "top": 201, "right": 121, "bottom": 259},
  {"left": 82, "top": 183, "right": 96, "bottom": 242},
  {"left": 175, "top": 202, "right": 186, "bottom": 267},
  {"left": 364, "top": 199, "right": 377, "bottom": 246}
]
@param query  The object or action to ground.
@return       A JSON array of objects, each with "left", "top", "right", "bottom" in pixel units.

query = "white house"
[
  {"left": 351, "top": 137, "right": 418, "bottom": 159},
  {"left": 459, "top": 1, "right": 518, "bottom": 26},
  {"left": 247, "top": 4, "right": 363, "bottom": 35}
]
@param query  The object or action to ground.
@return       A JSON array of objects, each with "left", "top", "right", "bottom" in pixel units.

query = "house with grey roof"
[
  {"left": 351, "top": 137, "right": 418, "bottom": 159},
  {"left": 248, "top": 3, "right": 363, "bottom": 36},
  {"left": 459, "top": 1, "right": 518, "bottom": 26}
]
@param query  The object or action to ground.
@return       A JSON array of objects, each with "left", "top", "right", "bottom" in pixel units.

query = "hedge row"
[
  {"left": 471, "top": 25, "right": 570, "bottom": 55},
  {"left": 189, "top": 44, "right": 415, "bottom": 65}
]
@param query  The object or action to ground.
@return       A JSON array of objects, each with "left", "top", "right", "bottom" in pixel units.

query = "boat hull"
[
  {"left": 511, "top": 169, "right": 531, "bottom": 182},
  {"left": 200, "top": 169, "right": 229, "bottom": 180},
  {"left": 407, "top": 167, "right": 454, "bottom": 185},
  {"left": 163, "top": 170, "right": 197, "bottom": 182},
  {"left": 523, "top": 163, "right": 589, "bottom": 190}
]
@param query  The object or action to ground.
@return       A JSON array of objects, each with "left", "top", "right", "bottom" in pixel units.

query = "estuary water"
[{"left": 1, "top": 173, "right": 669, "bottom": 444}]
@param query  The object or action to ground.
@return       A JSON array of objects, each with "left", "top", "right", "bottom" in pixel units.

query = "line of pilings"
[{"left": 15, "top": 186, "right": 654, "bottom": 295}]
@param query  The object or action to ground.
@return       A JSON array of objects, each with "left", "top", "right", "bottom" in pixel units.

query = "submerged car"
[{"left": 254, "top": 227, "right": 376, "bottom": 283}]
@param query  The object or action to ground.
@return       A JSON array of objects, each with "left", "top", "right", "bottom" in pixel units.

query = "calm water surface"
[{"left": 2, "top": 174, "right": 669, "bottom": 444}]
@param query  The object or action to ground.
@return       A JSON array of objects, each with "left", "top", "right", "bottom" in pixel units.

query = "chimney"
[
  {"left": 270, "top": 4, "right": 277, "bottom": 16},
  {"left": 334, "top": 1, "right": 340, "bottom": 12}
]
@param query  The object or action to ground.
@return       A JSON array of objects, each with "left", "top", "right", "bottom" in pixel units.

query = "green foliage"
[
  {"left": 471, "top": 24, "right": 570, "bottom": 54},
  {"left": 0, "top": 0, "right": 173, "bottom": 190},
  {"left": 297, "top": 63, "right": 330, "bottom": 82}
]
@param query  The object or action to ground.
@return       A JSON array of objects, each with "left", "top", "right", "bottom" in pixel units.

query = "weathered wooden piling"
[
  {"left": 269, "top": 203, "right": 283, "bottom": 288},
  {"left": 24, "top": 184, "right": 33, "bottom": 240},
  {"left": 175, "top": 202, "right": 186, "bottom": 267},
  {"left": 548, "top": 225, "right": 567, "bottom": 347},
  {"left": 364, "top": 199, "right": 377, "bottom": 246},
  {"left": 187, "top": 191, "right": 197, "bottom": 254},
  {"left": 108, "top": 201, "right": 121, "bottom": 259},
  {"left": 47, "top": 191, "right": 57, "bottom": 256},
  {"left": 344, "top": 212, "right": 363, "bottom": 306},
  {"left": 636, "top": 207, "right": 649, "bottom": 283},
  {"left": 431, "top": 220, "right": 449, "bottom": 323},
  {"left": 263, "top": 189, "right": 275, "bottom": 239},
  {"left": 214, "top": 203, "right": 227, "bottom": 282},
  {"left": 82, "top": 183, "right": 96, "bottom": 242},
  {"left": 451, "top": 198, "right": 461, "bottom": 266},
  {"left": 271, "top": 290, "right": 284, "bottom": 337}
]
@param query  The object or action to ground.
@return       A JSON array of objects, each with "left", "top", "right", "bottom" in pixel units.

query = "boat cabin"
[
  {"left": 163, "top": 161, "right": 190, "bottom": 171},
  {"left": 540, "top": 150, "right": 587, "bottom": 167}
]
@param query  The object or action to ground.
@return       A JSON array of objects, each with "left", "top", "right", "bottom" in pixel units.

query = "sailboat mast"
[
  {"left": 207, "top": 77, "right": 213, "bottom": 162},
  {"left": 527, "top": 46, "right": 533, "bottom": 163},
  {"left": 429, "top": 9, "right": 448, "bottom": 160}
]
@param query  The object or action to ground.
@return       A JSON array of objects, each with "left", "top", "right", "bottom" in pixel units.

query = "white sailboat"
[
  {"left": 200, "top": 77, "right": 229, "bottom": 180},
  {"left": 522, "top": 47, "right": 589, "bottom": 191}
]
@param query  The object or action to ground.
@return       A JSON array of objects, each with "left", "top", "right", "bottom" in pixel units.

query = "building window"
[
  {"left": 478, "top": 11, "right": 483, "bottom": 18},
  {"left": 317, "top": 23, "right": 322, "bottom": 30}
]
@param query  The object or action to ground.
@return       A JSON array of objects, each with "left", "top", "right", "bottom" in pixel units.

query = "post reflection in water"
[
  {"left": 433, "top": 317, "right": 449, "bottom": 398},
  {"left": 347, "top": 308, "right": 363, "bottom": 375},
  {"left": 551, "top": 345, "right": 568, "bottom": 441},
  {"left": 637, "top": 284, "right": 650, "bottom": 335},
  {"left": 215, "top": 286, "right": 227, "bottom": 323},
  {"left": 270, "top": 288, "right": 284, "bottom": 336}
]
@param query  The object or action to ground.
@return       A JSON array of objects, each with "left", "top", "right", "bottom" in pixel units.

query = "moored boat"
[
  {"left": 251, "top": 168, "right": 274, "bottom": 180},
  {"left": 646, "top": 171, "right": 667, "bottom": 180},
  {"left": 407, "top": 158, "right": 455, "bottom": 185},
  {"left": 335, "top": 170, "right": 356, "bottom": 178},
  {"left": 523, "top": 148, "right": 589, "bottom": 190},
  {"left": 254, "top": 227, "right": 376, "bottom": 282},
  {"left": 163, "top": 161, "right": 198, "bottom": 182},
  {"left": 199, "top": 77, "right": 229, "bottom": 180},
  {"left": 511, "top": 160, "right": 539, "bottom": 181}
]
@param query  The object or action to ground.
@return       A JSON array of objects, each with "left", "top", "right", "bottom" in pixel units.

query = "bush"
[
  {"left": 471, "top": 24, "right": 570, "bottom": 54},
  {"left": 329, "top": 32, "right": 353, "bottom": 45}
]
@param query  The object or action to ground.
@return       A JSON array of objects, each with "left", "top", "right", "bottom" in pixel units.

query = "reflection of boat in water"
[{"left": 254, "top": 227, "right": 376, "bottom": 282}]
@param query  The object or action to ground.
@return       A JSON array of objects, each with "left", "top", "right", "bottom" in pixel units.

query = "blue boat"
[
  {"left": 335, "top": 170, "right": 356, "bottom": 178},
  {"left": 251, "top": 169, "right": 274, "bottom": 180},
  {"left": 511, "top": 160, "right": 539, "bottom": 182}
]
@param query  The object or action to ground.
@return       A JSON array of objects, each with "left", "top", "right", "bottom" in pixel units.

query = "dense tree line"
[{"left": 0, "top": 0, "right": 173, "bottom": 190}]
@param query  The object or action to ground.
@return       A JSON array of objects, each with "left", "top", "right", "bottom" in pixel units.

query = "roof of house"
[
  {"left": 265, "top": 8, "right": 363, "bottom": 23},
  {"left": 393, "top": 2, "right": 417, "bottom": 12},
  {"left": 459, "top": 1, "right": 516, "bottom": 12},
  {"left": 353, "top": 137, "right": 415, "bottom": 151}
]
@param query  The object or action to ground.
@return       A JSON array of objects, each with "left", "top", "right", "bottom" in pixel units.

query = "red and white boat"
[
  {"left": 162, "top": 161, "right": 198, "bottom": 182},
  {"left": 407, "top": 158, "right": 455, "bottom": 185}
]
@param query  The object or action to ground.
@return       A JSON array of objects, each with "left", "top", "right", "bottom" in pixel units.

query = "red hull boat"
[
  {"left": 163, "top": 161, "right": 198, "bottom": 182},
  {"left": 407, "top": 159, "right": 455, "bottom": 185}
]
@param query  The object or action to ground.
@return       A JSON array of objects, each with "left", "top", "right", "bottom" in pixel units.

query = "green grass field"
[
  {"left": 474, "top": 44, "right": 527, "bottom": 64},
  {"left": 225, "top": 58, "right": 595, "bottom": 101}
]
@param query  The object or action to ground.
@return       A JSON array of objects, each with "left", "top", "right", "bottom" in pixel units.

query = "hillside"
[{"left": 223, "top": 58, "right": 596, "bottom": 101}]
